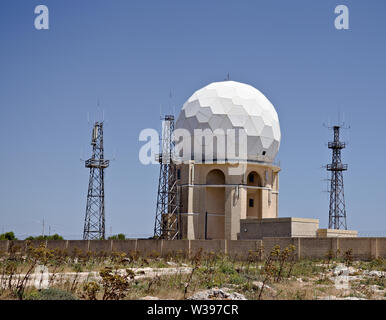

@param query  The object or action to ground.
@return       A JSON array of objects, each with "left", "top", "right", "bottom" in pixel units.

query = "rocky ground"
[
  {"left": 0, "top": 266, "right": 193, "bottom": 289},
  {"left": 171, "top": 262, "right": 385, "bottom": 300},
  {"left": 1, "top": 251, "right": 385, "bottom": 300}
]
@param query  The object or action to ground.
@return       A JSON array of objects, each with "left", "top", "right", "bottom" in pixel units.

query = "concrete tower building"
[{"left": 174, "top": 81, "right": 281, "bottom": 240}]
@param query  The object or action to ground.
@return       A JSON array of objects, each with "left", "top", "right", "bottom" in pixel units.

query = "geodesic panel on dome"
[{"left": 175, "top": 81, "right": 281, "bottom": 163}]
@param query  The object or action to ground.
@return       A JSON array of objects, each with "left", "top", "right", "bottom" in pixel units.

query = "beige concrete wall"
[
  {"left": 89, "top": 240, "right": 112, "bottom": 253},
  {"left": 205, "top": 188, "right": 225, "bottom": 213},
  {"left": 112, "top": 239, "right": 137, "bottom": 253},
  {"left": 1, "top": 238, "right": 384, "bottom": 260},
  {"left": 246, "top": 190, "right": 261, "bottom": 218},
  {"left": 259, "top": 219, "right": 292, "bottom": 238},
  {"left": 190, "top": 239, "right": 225, "bottom": 256},
  {"left": 67, "top": 240, "right": 89, "bottom": 253},
  {"left": 292, "top": 221, "right": 319, "bottom": 237},
  {"left": 29, "top": 240, "right": 48, "bottom": 247},
  {"left": 207, "top": 215, "right": 225, "bottom": 239},
  {"left": 262, "top": 237, "right": 295, "bottom": 258},
  {"left": 239, "top": 219, "right": 265, "bottom": 239},
  {"left": 317, "top": 229, "right": 358, "bottom": 238},
  {"left": 339, "top": 238, "right": 372, "bottom": 260},
  {"left": 300, "top": 238, "right": 332, "bottom": 259},
  {"left": 379, "top": 239, "right": 386, "bottom": 257},
  {"left": 8, "top": 240, "right": 28, "bottom": 252},
  {"left": 205, "top": 186, "right": 225, "bottom": 239},
  {"left": 46, "top": 240, "right": 68, "bottom": 250},
  {"left": 162, "top": 240, "right": 190, "bottom": 257},
  {"left": 180, "top": 214, "right": 199, "bottom": 240},
  {"left": 137, "top": 239, "right": 162, "bottom": 257},
  {"left": 246, "top": 171, "right": 262, "bottom": 219},
  {"left": 0, "top": 241, "right": 8, "bottom": 252},
  {"left": 240, "top": 218, "right": 319, "bottom": 239},
  {"left": 227, "top": 240, "right": 262, "bottom": 260}
]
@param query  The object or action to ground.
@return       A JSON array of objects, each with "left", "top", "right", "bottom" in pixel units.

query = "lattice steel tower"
[
  {"left": 327, "top": 125, "right": 348, "bottom": 230},
  {"left": 154, "top": 115, "right": 180, "bottom": 240},
  {"left": 83, "top": 122, "right": 110, "bottom": 240}
]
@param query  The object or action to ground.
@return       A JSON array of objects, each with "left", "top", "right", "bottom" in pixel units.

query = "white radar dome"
[{"left": 175, "top": 81, "right": 281, "bottom": 163}]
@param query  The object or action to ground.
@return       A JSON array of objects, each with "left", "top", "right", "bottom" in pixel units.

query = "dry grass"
[{"left": 0, "top": 243, "right": 385, "bottom": 300}]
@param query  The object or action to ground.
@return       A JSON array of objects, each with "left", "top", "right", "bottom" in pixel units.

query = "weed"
[
  {"left": 184, "top": 248, "right": 202, "bottom": 299},
  {"left": 314, "top": 278, "right": 334, "bottom": 285},
  {"left": 81, "top": 281, "right": 100, "bottom": 300},
  {"left": 99, "top": 267, "right": 133, "bottom": 300},
  {"left": 294, "top": 289, "right": 306, "bottom": 300},
  {"left": 25, "top": 288, "right": 78, "bottom": 300},
  {"left": 343, "top": 249, "right": 353, "bottom": 267}
]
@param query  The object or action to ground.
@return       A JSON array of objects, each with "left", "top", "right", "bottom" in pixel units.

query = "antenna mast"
[
  {"left": 83, "top": 122, "right": 110, "bottom": 240},
  {"left": 327, "top": 125, "right": 348, "bottom": 229},
  {"left": 154, "top": 115, "right": 180, "bottom": 239}
]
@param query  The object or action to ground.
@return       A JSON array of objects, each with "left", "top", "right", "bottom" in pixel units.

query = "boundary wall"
[{"left": 1, "top": 238, "right": 384, "bottom": 260}]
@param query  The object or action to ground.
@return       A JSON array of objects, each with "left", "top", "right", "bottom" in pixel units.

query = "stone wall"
[
  {"left": 162, "top": 240, "right": 190, "bottom": 258},
  {"left": 1, "top": 237, "right": 385, "bottom": 260},
  {"left": 239, "top": 218, "right": 319, "bottom": 239},
  {"left": 228, "top": 240, "right": 262, "bottom": 259},
  {"left": 299, "top": 238, "right": 332, "bottom": 259},
  {"left": 379, "top": 238, "right": 386, "bottom": 258},
  {"left": 317, "top": 229, "right": 358, "bottom": 238},
  {"left": 339, "top": 238, "right": 372, "bottom": 260}
]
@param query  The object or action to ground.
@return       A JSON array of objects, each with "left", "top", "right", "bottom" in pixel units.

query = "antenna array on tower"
[
  {"left": 326, "top": 125, "right": 348, "bottom": 230},
  {"left": 83, "top": 122, "right": 109, "bottom": 240},
  {"left": 154, "top": 115, "right": 180, "bottom": 240}
]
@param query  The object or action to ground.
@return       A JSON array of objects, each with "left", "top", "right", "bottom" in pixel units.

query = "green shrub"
[
  {"left": 218, "top": 262, "right": 236, "bottom": 275},
  {"left": 25, "top": 234, "right": 64, "bottom": 240},
  {"left": 0, "top": 231, "right": 17, "bottom": 240},
  {"left": 229, "top": 272, "right": 245, "bottom": 285},
  {"left": 72, "top": 262, "right": 83, "bottom": 273},
  {"left": 108, "top": 234, "right": 126, "bottom": 240},
  {"left": 368, "top": 257, "right": 385, "bottom": 271},
  {"left": 25, "top": 288, "right": 78, "bottom": 300}
]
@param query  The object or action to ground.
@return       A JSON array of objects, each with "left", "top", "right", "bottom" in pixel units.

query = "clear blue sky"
[{"left": 0, "top": 1, "right": 385, "bottom": 239}]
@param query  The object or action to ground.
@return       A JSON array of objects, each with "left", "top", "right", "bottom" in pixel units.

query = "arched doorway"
[
  {"left": 205, "top": 169, "right": 225, "bottom": 239},
  {"left": 246, "top": 171, "right": 262, "bottom": 219}
]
